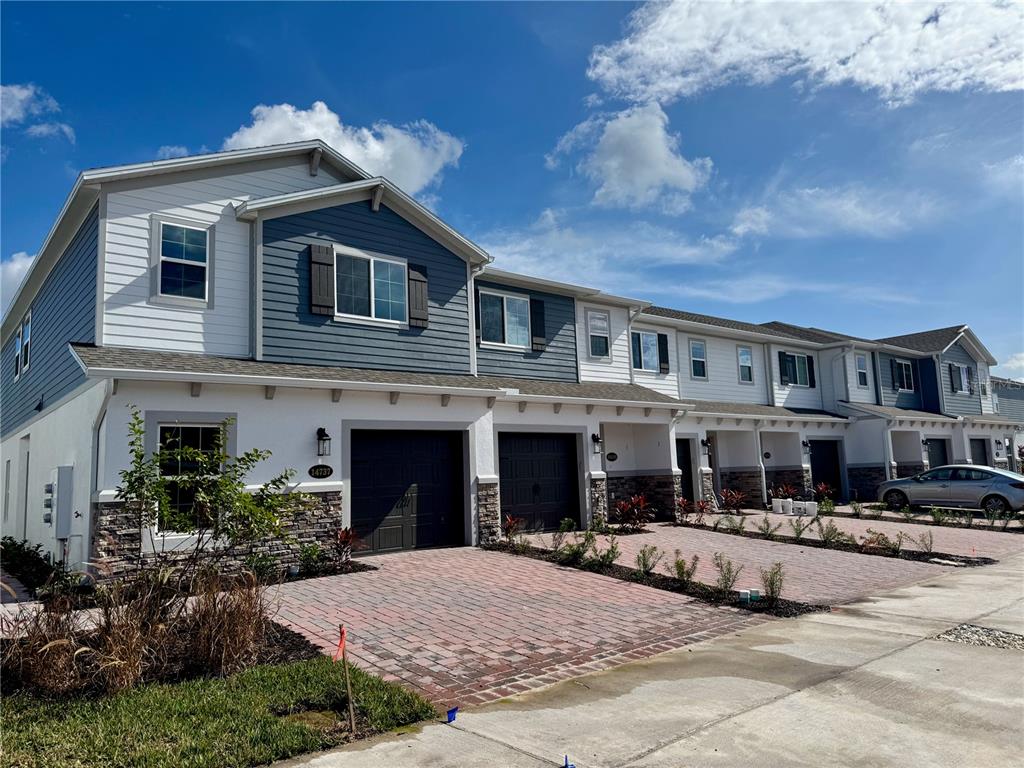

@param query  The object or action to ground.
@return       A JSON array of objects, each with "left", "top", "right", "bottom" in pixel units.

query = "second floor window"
[
  {"left": 335, "top": 250, "right": 408, "bottom": 323},
  {"left": 631, "top": 331, "right": 659, "bottom": 371},
  {"left": 779, "top": 351, "right": 814, "bottom": 387},
  {"left": 480, "top": 290, "right": 530, "bottom": 347},
  {"left": 950, "top": 363, "right": 973, "bottom": 394},
  {"left": 12, "top": 310, "right": 30, "bottom": 381},
  {"left": 159, "top": 223, "right": 208, "bottom": 301},
  {"left": 587, "top": 310, "right": 610, "bottom": 358},
  {"left": 856, "top": 353, "right": 869, "bottom": 387},
  {"left": 689, "top": 339, "right": 707, "bottom": 379},
  {"left": 894, "top": 359, "right": 915, "bottom": 391},
  {"left": 737, "top": 345, "right": 753, "bottom": 383}
]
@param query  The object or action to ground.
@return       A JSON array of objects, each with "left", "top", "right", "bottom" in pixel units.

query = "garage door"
[
  {"left": 350, "top": 430, "right": 464, "bottom": 553},
  {"left": 498, "top": 433, "right": 580, "bottom": 532}
]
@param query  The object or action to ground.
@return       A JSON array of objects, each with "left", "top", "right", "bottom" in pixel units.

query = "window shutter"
[
  {"left": 657, "top": 333, "right": 670, "bottom": 374},
  {"left": 967, "top": 367, "right": 975, "bottom": 394},
  {"left": 949, "top": 363, "right": 958, "bottom": 393},
  {"left": 473, "top": 288, "right": 481, "bottom": 343},
  {"left": 530, "top": 298, "right": 547, "bottom": 352},
  {"left": 407, "top": 264, "right": 429, "bottom": 328},
  {"left": 778, "top": 351, "right": 790, "bottom": 385},
  {"left": 807, "top": 356, "right": 816, "bottom": 388},
  {"left": 309, "top": 244, "right": 335, "bottom": 316},
  {"left": 890, "top": 359, "right": 899, "bottom": 391}
]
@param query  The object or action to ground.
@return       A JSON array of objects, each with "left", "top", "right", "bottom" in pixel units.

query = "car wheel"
[
  {"left": 982, "top": 495, "right": 1009, "bottom": 515},
  {"left": 884, "top": 490, "right": 908, "bottom": 510}
]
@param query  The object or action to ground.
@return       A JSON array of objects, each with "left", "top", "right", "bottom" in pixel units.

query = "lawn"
[{"left": 1, "top": 656, "right": 436, "bottom": 768}]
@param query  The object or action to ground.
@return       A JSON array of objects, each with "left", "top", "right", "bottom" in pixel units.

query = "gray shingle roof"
[
  {"left": 644, "top": 307, "right": 806, "bottom": 340},
  {"left": 686, "top": 399, "right": 845, "bottom": 420},
  {"left": 760, "top": 321, "right": 870, "bottom": 344},
  {"left": 838, "top": 402, "right": 958, "bottom": 421},
  {"left": 71, "top": 344, "right": 682, "bottom": 405},
  {"left": 875, "top": 325, "right": 965, "bottom": 353}
]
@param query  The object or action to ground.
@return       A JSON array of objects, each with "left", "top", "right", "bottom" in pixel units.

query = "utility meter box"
[{"left": 50, "top": 465, "right": 74, "bottom": 540}]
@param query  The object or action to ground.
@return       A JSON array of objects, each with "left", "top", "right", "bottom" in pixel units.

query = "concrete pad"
[
  {"left": 973, "top": 599, "right": 1024, "bottom": 635},
  {"left": 630, "top": 639, "right": 1024, "bottom": 768},
  {"left": 275, "top": 722, "right": 550, "bottom": 768},
  {"left": 799, "top": 605, "right": 954, "bottom": 639}
]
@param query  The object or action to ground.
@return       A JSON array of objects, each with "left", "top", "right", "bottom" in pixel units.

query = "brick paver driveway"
[
  {"left": 273, "top": 547, "right": 763, "bottom": 708},
  {"left": 528, "top": 524, "right": 949, "bottom": 605}
]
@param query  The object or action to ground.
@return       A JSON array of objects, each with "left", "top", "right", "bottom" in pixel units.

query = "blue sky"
[{"left": 2, "top": 2, "right": 1022, "bottom": 376}]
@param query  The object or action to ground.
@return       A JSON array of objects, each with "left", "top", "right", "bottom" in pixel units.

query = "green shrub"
[
  {"left": 915, "top": 531, "right": 934, "bottom": 554},
  {"left": 759, "top": 562, "right": 784, "bottom": 606},
  {"left": 850, "top": 501, "right": 864, "bottom": 518},
  {"left": 816, "top": 519, "right": 854, "bottom": 548},
  {"left": 755, "top": 514, "right": 782, "bottom": 540},
  {"left": 818, "top": 497, "right": 836, "bottom": 515},
  {"left": 551, "top": 517, "right": 576, "bottom": 550},
  {"left": 243, "top": 553, "right": 281, "bottom": 585},
  {"left": 859, "top": 529, "right": 908, "bottom": 556},
  {"left": 634, "top": 545, "right": 664, "bottom": 579},
  {"left": 712, "top": 552, "right": 743, "bottom": 597},
  {"left": 0, "top": 537, "right": 58, "bottom": 591},
  {"left": 586, "top": 535, "right": 620, "bottom": 571},
  {"left": 719, "top": 515, "right": 746, "bottom": 535},
  {"left": 899, "top": 506, "right": 916, "bottom": 523},
  {"left": 671, "top": 549, "right": 699, "bottom": 589},
  {"left": 788, "top": 517, "right": 813, "bottom": 541},
  {"left": 928, "top": 507, "right": 949, "bottom": 526},
  {"left": 298, "top": 544, "right": 327, "bottom": 576}
]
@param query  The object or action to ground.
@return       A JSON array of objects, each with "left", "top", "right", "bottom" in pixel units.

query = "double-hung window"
[
  {"left": 157, "top": 424, "right": 222, "bottom": 533},
  {"left": 158, "top": 223, "right": 209, "bottom": 302},
  {"left": 479, "top": 290, "right": 530, "bottom": 347},
  {"left": 895, "top": 359, "right": 915, "bottom": 391},
  {"left": 737, "top": 345, "right": 753, "bottom": 384},
  {"left": 631, "top": 331, "right": 660, "bottom": 371},
  {"left": 689, "top": 339, "right": 707, "bottom": 379},
  {"left": 780, "top": 352, "right": 812, "bottom": 387},
  {"left": 855, "top": 353, "right": 869, "bottom": 388},
  {"left": 335, "top": 247, "right": 407, "bottom": 323},
  {"left": 951, "top": 363, "right": 972, "bottom": 394},
  {"left": 586, "top": 309, "right": 610, "bottom": 358},
  {"left": 12, "top": 310, "right": 30, "bottom": 381}
]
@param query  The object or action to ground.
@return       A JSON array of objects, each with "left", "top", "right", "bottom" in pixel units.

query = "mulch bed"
[
  {"left": 815, "top": 509, "right": 1024, "bottom": 534},
  {"left": 491, "top": 542, "right": 829, "bottom": 618}
]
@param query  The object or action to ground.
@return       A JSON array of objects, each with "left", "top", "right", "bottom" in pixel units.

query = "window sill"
[
  {"left": 333, "top": 313, "right": 408, "bottom": 329},
  {"left": 480, "top": 341, "right": 531, "bottom": 352},
  {"left": 151, "top": 294, "right": 210, "bottom": 311}
]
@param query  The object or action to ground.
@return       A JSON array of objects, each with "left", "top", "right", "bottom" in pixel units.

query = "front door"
[
  {"left": 926, "top": 439, "right": 949, "bottom": 468},
  {"left": 809, "top": 440, "right": 843, "bottom": 500},
  {"left": 969, "top": 438, "right": 989, "bottom": 467},
  {"left": 675, "top": 439, "right": 695, "bottom": 502}
]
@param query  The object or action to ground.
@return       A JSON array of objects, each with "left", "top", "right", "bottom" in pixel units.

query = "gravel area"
[{"left": 935, "top": 623, "right": 1024, "bottom": 651}]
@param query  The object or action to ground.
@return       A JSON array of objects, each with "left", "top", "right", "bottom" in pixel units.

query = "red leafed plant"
[
  {"left": 692, "top": 499, "right": 710, "bottom": 526},
  {"left": 718, "top": 488, "right": 748, "bottom": 515},
  {"left": 814, "top": 482, "right": 834, "bottom": 502},
  {"left": 503, "top": 514, "right": 525, "bottom": 542},
  {"left": 613, "top": 494, "right": 654, "bottom": 533},
  {"left": 333, "top": 527, "right": 363, "bottom": 564},
  {"left": 675, "top": 497, "right": 692, "bottom": 524},
  {"left": 772, "top": 483, "right": 798, "bottom": 500}
]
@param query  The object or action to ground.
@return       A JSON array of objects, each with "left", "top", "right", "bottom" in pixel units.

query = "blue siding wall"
[
  {"left": 995, "top": 382, "right": 1024, "bottom": 423},
  {"left": 1, "top": 205, "right": 98, "bottom": 437},
  {"left": 938, "top": 342, "right": 982, "bottom": 416},
  {"left": 877, "top": 352, "right": 924, "bottom": 410},
  {"left": 474, "top": 280, "right": 578, "bottom": 382},
  {"left": 261, "top": 201, "right": 471, "bottom": 374}
]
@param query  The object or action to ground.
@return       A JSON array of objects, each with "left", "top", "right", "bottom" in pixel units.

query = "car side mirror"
[{"left": 912, "top": 475, "right": 923, "bottom": 483}]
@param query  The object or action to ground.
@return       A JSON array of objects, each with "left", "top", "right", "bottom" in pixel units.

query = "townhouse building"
[{"left": 2, "top": 141, "right": 1021, "bottom": 573}]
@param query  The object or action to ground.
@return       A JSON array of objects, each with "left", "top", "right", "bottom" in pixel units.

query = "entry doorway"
[
  {"left": 925, "top": 438, "right": 949, "bottom": 468},
  {"left": 808, "top": 440, "right": 845, "bottom": 501},
  {"left": 675, "top": 438, "right": 695, "bottom": 502}
]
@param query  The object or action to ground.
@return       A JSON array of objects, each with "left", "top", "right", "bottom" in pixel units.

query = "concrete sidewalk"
[{"left": 278, "top": 553, "right": 1024, "bottom": 768}]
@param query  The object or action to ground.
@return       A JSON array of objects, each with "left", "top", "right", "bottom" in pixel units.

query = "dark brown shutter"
[
  {"left": 474, "top": 287, "right": 481, "bottom": 343},
  {"left": 967, "top": 367, "right": 975, "bottom": 394},
  {"left": 407, "top": 264, "right": 429, "bottom": 328},
  {"left": 309, "top": 244, "right": 334, "bottom": 316},
  {"left": 778, "top": 351, "right": 791, "bottom": 385},
  {"left": 530, "top": 298, "right": 546, "bottom": 352},
  {"left": 949, "top": 363, "right": 959, "bottom": 393},
  {"left": 890, "top": 359, "right": 899, "bottom": 391},
  {"left": 807, "top": 356, "right": 816, "bottom": 388},
  {"left": 657, "top": 333, "right": 670, "bottom": 374}
]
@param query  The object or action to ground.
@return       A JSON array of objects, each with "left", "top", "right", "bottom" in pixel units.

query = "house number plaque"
[{"left": 308, "top": 464, "right": 334, "bottom": 479}]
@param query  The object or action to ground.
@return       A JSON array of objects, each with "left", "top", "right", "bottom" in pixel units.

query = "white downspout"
[
  {"left": 883, "top": 419, "right": 895, "bottom": 480},
  {"left": 754, "top": 419, "right": 767, "bottom": 507}
]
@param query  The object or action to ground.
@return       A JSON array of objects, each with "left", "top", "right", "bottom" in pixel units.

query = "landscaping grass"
[{"left": 1, "top": 656, "right": 436, "bottom": 768}]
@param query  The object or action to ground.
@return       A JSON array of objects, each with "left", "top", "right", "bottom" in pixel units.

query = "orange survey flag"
[{"left": 333, "top": 625, "right": 347, "bottom": 661}]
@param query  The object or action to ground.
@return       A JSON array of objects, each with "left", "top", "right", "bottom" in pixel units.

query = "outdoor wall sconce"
[
  {"left": 591, "top": 433, "right": 603, "bottom": 455},
  {"left": 700, "top": 438, "right": 710, "bottom": 456},
  {"left": 801, "top": 440, "right": 810, "bottom": 454},
  {"left": 317, "top": 427, "right": 332, "bottom": 457},
  {"left": 921, "top": 439, "right": 929, "bottom": 447}
]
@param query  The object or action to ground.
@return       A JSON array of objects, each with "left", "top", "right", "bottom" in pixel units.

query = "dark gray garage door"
[
  {"left": 926, "top": 438, "right": 950, "bottom": 468},
  {"left": 350, "top": 430, "right": 464, "bottom": 553},
  {"left": 498, "top": 432, "right": 580, "bottom": 532}
]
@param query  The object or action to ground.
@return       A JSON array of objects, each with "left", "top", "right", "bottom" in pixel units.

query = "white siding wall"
[
  {"left": 576, "top": 302, "right": 632, "bottom": 384},
  {"left": 102, "top": 162, "right": 343, "bottom": 357},
  {"left": 846, "top": 347, "right": 877, "bottom": 404},
  {"left": 979, "top": 365, "right": 996, "bottom": 414},
  {"left": 768, "top": 343, "right": 824, "bottom": 409},
  {"left": 630, "top": 321, "right": 679, "bottom": 397},
  {"left": 678, "top": 333, "right": 770, "bottom": 405}
]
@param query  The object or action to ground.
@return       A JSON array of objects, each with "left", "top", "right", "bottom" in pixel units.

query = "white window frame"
[
  {"left": 952, "top": 363, "right": 971, "bottom": 394},
  {"left": 632, "top": 330, "right": 660, "bottom": 372},
  {"left": 154, "top": 421, "right": 224, "bottom": 538},
  {"left": 585, "top": 309, "right": 611, "bottom": 360},
  {"left": 479, "top": 288, "right": 531, "bottom": 350},
  {"left": 855, "top": 353, "right": 869, "bottom": 388},
  {"left": 19, "top": 310, "right": 31, "bottom": 376},
  {"left": 12, "top": 325, "right": 22, "bottom": 381},
  {"left": 332, "top": 244, "right": 408, "bottom": 327},
  {"left": 737, "top": 345, "right": 754, "bottom": 385},
  {"left": 689, "top": 338, "right": 708, "bottom": 380},
  {"left": 149, "top": 216, "right": 215, "bottom": 309},
  {"left": 895, "top": 359, "right": 915, "bottom": 392},
  {"left": 781, "top": 351, "right": 811, "bottom": 387}
]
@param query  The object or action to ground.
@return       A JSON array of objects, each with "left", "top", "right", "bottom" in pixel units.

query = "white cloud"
[
  {"left": 668, "top": 273, "right": 912, "bottom": 305},
  {"left": 1, "top": 84, "right": 59, "bottom": 126},
  {"left": 999, "top": 352, "right": 1024, "bottom": 374},
  {"left": 480, "top": 208, "right": 735, "bottom": 294},
  {"left": 156, "top": 145, "right": 190, "bottom": 160},
  {"left": 983, "top": 154, "right": 1024, "bottom": 197},
  {"left": 223, "top": 101, "right": 464, "bottom": 196},
  {"left": 547, "top": 103, "right": 712, "bottom": 215},
  {"left": 588, "top": 1, "right": 1024, "bottom": 106},
  {"left": 731, "top": 185, "right": 939, "bottom": 240},
  {"left": 1, "top": 252, "right": 35, "bottom": 316},
  {"left": 24, "top": 122, "right": 75, "bottom": 144}
]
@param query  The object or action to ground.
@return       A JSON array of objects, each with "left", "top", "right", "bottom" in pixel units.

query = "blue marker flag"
[
  {"left": 564, "top": 756, "right": 576, "bottom": 768},
  {"left": 447, "top": 707, "right": 458, "bottom": 723}
]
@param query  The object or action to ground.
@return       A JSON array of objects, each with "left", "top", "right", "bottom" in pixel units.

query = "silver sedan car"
[{"left": 878, "top": 465, "right": 1024, "bottom": 514}]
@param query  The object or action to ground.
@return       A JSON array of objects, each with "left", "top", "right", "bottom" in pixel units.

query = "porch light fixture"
[
  {"left": 700, "top": 438, "right": 710, "bottom": 456},
  {"left": 921, "top": 439, "right": 929, "bottom": 447},
  {"left": 591, "top": 433, "right": 603, "bottom": 455},
  {"left": 316, "top": 427, "right": 332, "bottom": 457},
  {"left": 801, "top": 440, "right": 810, "bottom": 454}
]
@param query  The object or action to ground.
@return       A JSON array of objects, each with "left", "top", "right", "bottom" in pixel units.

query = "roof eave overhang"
[
  {"left": 477, "top": 268, "right": 649, "bottom": 308},
  {"left": 690, "top": 410, "right": 846, "bottom": 423},
  {"left": 638, "top": 313, "right": 813, "bottom": 345}
]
